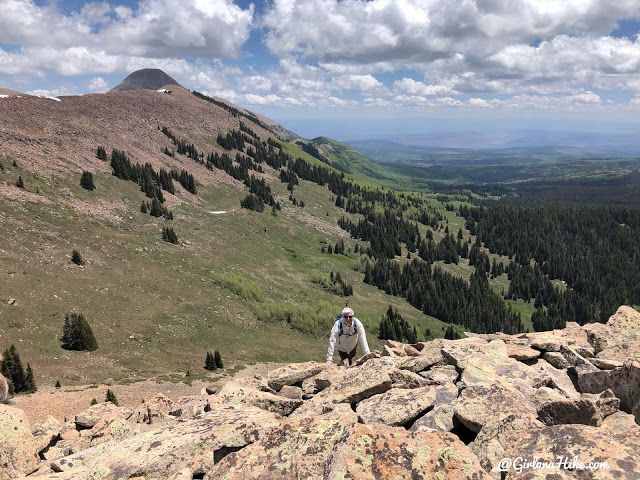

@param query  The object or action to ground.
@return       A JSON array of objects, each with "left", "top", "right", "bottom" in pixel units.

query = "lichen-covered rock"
[
  {"left": 537, "top": 397, "right": 616, "bottom": 427},
  {"left": 441, "top": 337, "right": 492, "bottom": 369},
  {"left": 31, "top": 415, "right": 63, "bottom": 455},
  {"left": 410, "top": 403, "right": 457, "bottom": 433},
  {"left": 388, "top": 368, "right": 431, "bottom": 388},
  {"left": 0, "top": 404, "right": 39, "bottom": 479},
  {"left": 205, "top": 410, "right": 490, "bottom": 480},
  {"left": 88, "top": 410, "right": 133, "bottom": 447},
  {"left": 533, "top": 359, "right": 580, "bottom": 399},
  {"left": 601, "top": 411, "right": 640, "bottom": 457},
  {"left": 75, "top": 402, "right": 121, "bottom": 429},
  {"left": 50, "top": 403, "right": 280, "bottom": 479},
  {"left": 278, "top": 385, "right": 303, "bottom": 400},
  {"left": 128, "top": 392, "right": 178, "bottom": 425},
  {"left": 543, "top": 351, "right": 572, "bottom": 369},
  {"left": 526, "top": 321, "right": 592, "bottom": 353},
  {"left": 587, "top": 305, "right": 640, "bottom": 362},
  {"left": 393, "top": 353, "right": 444, "bottom": 373},
  {"left": 460, "top": 352, "right": 551, "bottom": 401},
  {"left": 290, "top": 358, "right": 394, "bottom": 420},
  {"left": 419, "top": 364, "right": 459, "bottom": 385},
  {"left": 266, "top": 361, "right": 326, "bottom": 391},
  {"left": 506, "top": 344, "right": 540, "bottom": 361},
  {"left": 455, "top": 383, "right": 537, "bottom": 433},
  {"left": 0, "top": 374, "right": 8, "bottom": 404},
  {"left": 577, "top": 360, "right": 640, "bottom": 412},
  {"left": 169, "top": 395, "right": 214, "bottom": 420},
  {"left": 217, "top": 380, "right": 302, "bottom": 416},
  {"left": 357, "top": 384, "right": 457, "bottom": 427},
  {"left": 559, "top": 345, "right": 599, "bottom": 374},
  {"left": 473, "top": 414, "right": 639, "bottom": 479}
]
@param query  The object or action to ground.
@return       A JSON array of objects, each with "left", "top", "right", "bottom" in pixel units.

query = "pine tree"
[
  {"left": 80, "top": 171, "right": 95, "bottom": 190},
  {"left": 55, "top": 380, "right": 61, "bottom": 388},
  {"left": 105, "top": 389, "right": 118, "bottom": 406},
  {"left": 162, "top": 226, "right": 178, "bottom": 244},
  {"left": 214, "top": 350, "right": 223, "bottom": 369},
  {"left": 71, "top": 249, "right": 85, "bottom": 266},
  {"left": 16, "top": 176, "right": 24, "bottom": 189},
  {"left": 204, "top": 352, "right": 217, "bottom": 371},
  {"left": 61, "top": 313, "right": 98, "bottom": 351},
  {"left": 96, "top": 146, "right": 107, "bottom": 161},
  {"left": 140, "top": 201, "right": 148, "bottom": 214},
  {"left": 0, "top": 345, "right": 26, "bottom": 394},
  {"left": 90, "top": 398, "right": 98, "bottom": 405},
  {"left": 24, "top": 363, "right": 37, "bottom": 393}
]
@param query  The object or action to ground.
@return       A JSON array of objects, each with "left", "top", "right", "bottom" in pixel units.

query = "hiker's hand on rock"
[{"left": 326, "top": 360, "right": 333, "bottom": 364}]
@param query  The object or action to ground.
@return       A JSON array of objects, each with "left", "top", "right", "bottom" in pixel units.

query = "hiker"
[{"left": 326, "top": 307, "right": 370, "bottom": 366}]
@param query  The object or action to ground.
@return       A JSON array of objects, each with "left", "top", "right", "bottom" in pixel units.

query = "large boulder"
[
  {"left": 290, "top": 358, "right": 393, "bottom": 419},
  {"left": 75, "top": 402, "right": 122, "bottom": 429},
  {"left": 356, "top": 384, "right": 458, "bottom": 427},
  {"left": 586, "top": 306, "right": 640, "bottom": 362},
  {"left": 473, "top": 414, "right": 639, "bottom": 479},
  {"left": 50, "top": 403, "right": 280, "bottom": 479},
  {"left": 266, "top": 362, "right": 327, "bottom": 391},
  {"left": 0, "top": 374, "right": 8, "bottom": 403},
  {"left": 31, "top": 415, "right": 63, "bottom": 455},
  {"left": 0, "top": 404, "right": 39, "bottom": 479},
  {"left": 577, "top": 360, "right": 640, "bottom": 413},
  {"left": 217, "top": 380, "right": 302, "bottom": 416},
  {"left": 205, "top": 408, "right": 490, "bottom": 479},
  {"left": 455, "top": 382, "right": 537, "bottom": 433}
]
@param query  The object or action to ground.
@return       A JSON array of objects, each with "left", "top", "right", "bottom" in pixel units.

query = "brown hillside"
[{"left": 0, "top": 86, "right": 272, "bottom": 184}]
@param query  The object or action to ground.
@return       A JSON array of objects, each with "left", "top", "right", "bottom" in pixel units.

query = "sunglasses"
[{"left": 343, "top": 315, "right": 353, "bottom": 318}]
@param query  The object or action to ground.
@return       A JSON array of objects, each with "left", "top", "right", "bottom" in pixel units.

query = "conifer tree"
[
  {"left": 214, "top": 351, "right": 223, "bottom": 369},
  {"left": 61, "top": 313, "right": 98, "bottom": 351},
  {"left": 24, "top": 363, "right": 37, "bottom": 393},
  {"left": 16, "top": 176, "right": 24, "bottom": 189},
  {"left": 80, "top": 171, "right": 95, "bottom": 190},
  {"left": 55, "top": 380, "right": 61, "bottom": 388},
  {"left": 204, "top": 352, "right": 216, "bottom": 371},
  {"left": 162, "top": 226, "right": 178, "bottom": 244},
  {"left": 105, "top": 389, "right": 118, "bottom": 405},
  {"left": 96, "top": 146, "right": 107, "bottom": 161},
  {"left": 0, "top": 345, "right": 26, "bottom": 394},
  {"left": 71, "top": 249, "right": 85, "bottom": 266}
]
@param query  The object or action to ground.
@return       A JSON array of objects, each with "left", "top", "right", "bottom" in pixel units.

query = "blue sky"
[{"left": 1, "top": 0, "right": 640, "bottom": 143}]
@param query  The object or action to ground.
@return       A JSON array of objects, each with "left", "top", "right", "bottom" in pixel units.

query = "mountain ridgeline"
[{"left": 0, "top": 69, "right": 638, "bottom": 385}]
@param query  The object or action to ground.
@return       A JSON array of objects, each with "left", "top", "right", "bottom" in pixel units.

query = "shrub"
[
  {"left": 71, "top": 249, "right": 85, "bottom": 266},
  {"left": 96, "top": 146, "right": 107, "bottom": 161},
  {"left": 61, "top": 313, "right": 98, "bottom": 351}
]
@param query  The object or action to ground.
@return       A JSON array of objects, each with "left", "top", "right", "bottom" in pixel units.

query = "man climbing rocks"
[{"left": 326, "top": 307, "right": 370, "bottom": 366}]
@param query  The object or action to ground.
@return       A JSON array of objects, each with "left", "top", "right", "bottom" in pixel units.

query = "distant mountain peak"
[{"left": 109, "top": 68, "right": 183, "bottom": 93}]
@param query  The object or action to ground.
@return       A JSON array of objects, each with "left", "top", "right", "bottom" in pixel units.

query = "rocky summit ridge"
[{"left": 2, "top": 306, "right": 640, "bottom": 479}]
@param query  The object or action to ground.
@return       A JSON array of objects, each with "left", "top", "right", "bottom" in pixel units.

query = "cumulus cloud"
[{"left": 88, "top": 76, "right": 109, "bottom": 92}]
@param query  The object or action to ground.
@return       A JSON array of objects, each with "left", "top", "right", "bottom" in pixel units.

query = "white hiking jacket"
[{"left": 326, "top": 317, "right": 370, "bottom": 361}]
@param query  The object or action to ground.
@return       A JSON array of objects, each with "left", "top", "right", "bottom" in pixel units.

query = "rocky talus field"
[{"left": 2, "top": 306, "right": 640, "bottom": 479}]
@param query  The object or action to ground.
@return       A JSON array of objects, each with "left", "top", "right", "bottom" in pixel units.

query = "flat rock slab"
[
  {"left": 266, "top": 361, "right": 327, "bottom": 391},
  {"left": 356, "top": 384, "right": 458, "bottom": 427},
  {"left": 50, "top": 403, "right": 280, "bottom": 480},
  {"left": 460, "top": 352, "right": 551, "bottom": 399},
  {"left": 455, "top": 382, "right": 537, "bottom": 433},
  {"left": 75, "top": 402, "right": 121, "bottom": 429},
  {"left": 205, "top": 411, "right": 490, "bottom": 480}
]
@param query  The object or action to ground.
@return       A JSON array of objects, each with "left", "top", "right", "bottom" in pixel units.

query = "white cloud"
[
  {"left": 88, "top": 76, "right": 109, "bottom": 93},
  {"left": 330, "top": 74, "right": 387, "bottom": 94},
  {"left": 393, "top": 78, "right": 456, "bottom": 96}
]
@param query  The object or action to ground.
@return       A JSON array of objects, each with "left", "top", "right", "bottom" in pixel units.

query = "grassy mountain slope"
[
  {"left": 0, "top": 88, "right": 449, "bottom": 387},
  {"left": 309, "top": 137, "right": 411, "bottom": 189}
]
